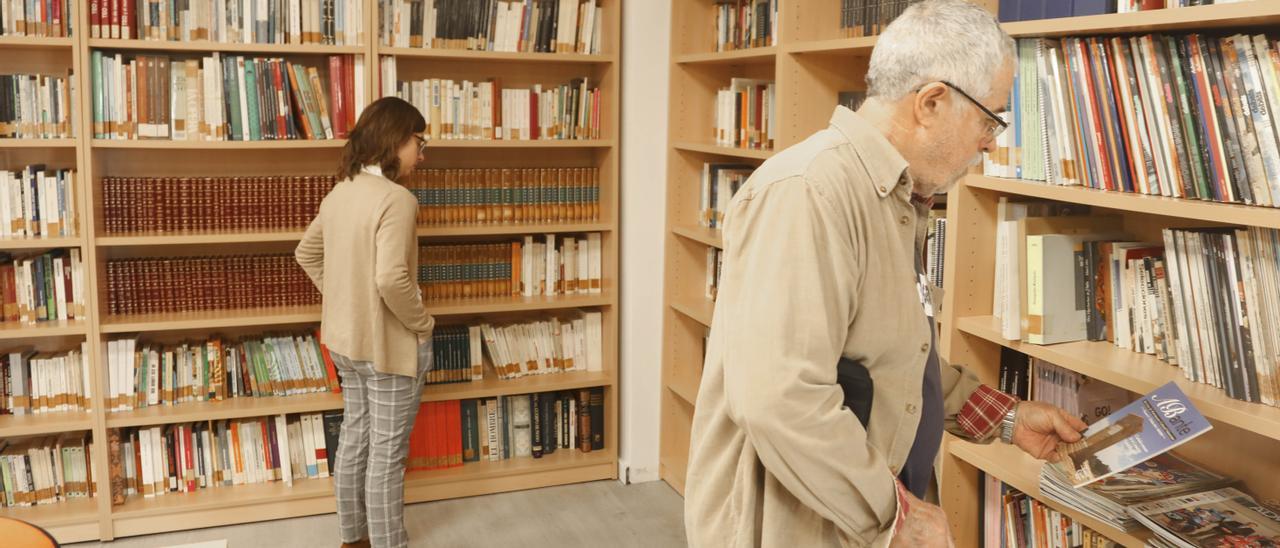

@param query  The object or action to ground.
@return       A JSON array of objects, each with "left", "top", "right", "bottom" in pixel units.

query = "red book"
[
  {"left": 120, "top": 0, "right": 131, "bottom": 39},
  {"left": 183, "top": 425, "right": 196, "bottom": 492},
  {"left": 344, "top": 58, "right": 356, "bottom": 131},
  {"left": 315, "top": 330, "right": 341, "bottom": 393},
  {"left": 260, "top": 420, "right": 274, "bottom": 481},
  {"left": 61, "top": 255, "right": 73, "bottom": 320},
  {"left": 1, "top": 264, "right": 16, "bottom": 323},
  {"left": 271, "top": 61, "right": 289, "bottom": 139},
  {"left": 90, "top": 0, "right": 100, "bottom": 38},
  {"left": 435, "top": 402, "right": 448, "bottom": 469},
  {"left": 327, "top": 56, "right": 347, "bottom": 138},
  {"left": 52, "top": 0, "right": 63, "bottom": 37}
]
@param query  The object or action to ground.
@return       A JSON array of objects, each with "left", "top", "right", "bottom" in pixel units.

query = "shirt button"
[
  {"left": 906, "top": 403, "right": 918, "bottom": 414},
  {"left": 920, "top": 343, "right": 929, "bottom": 353},
  {"left": 899, "top": 215, "right": 910, "bottom": 225},
  {"left": 878, "top": 185, "right": 888, "bottom": 194}
]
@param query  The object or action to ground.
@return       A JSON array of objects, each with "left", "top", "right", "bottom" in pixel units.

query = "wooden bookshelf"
[
  {"left": 660, "top": 2, "right": 1280, "bottom": 547},
  {"left": 0, "top": 0, "right": 621, "bottom": 542}
]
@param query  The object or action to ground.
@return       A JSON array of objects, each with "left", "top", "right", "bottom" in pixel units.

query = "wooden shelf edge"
[
  {"left": 672, "top": 141, "right": 773, "bottom": 160},
  {"left": 418, "top": 222, "right": 613, "bottom": 238},
  {"left": 670, "top": 298, "right": 714, "bottom": 328},
  {"left": 380, "top": 46, "right": 613, "bottom": 63},
  {"left": 91, "top": 139, "right": 347, "bottom": 150},
  {"left": 0, "top": 36, "right": 76, "bottom": 48},
  {"left": 100, "top": 308, "right": 322, "bottom": 333},
  {"left": 0, "top": 236, "right": 86, "bottom": 249},
  {"left": 0, "top": 138, "right": 77, "bottom": 149},
  {"left": 784, "top": 37, "right": 877, "bottom": 55},
  {"left": 0, "top": 413, "right": 95, "bottom": 438},
  {"left": 425, "top": 139, "right": 615, "bottom": 149},
  {"left": 671, "top": 224, "right": 723, "bottom": 249},
  {"left": 964, "top": 176, "right": 1280, "bottom": 230},
  {"left": 0, "top": 497, "right": 100, "bottom": 532},
  {"left": 955, "top": 315, "right": 1280, "bottom": 442},
  {"left": 1003, "top": 2, "right": 1280, "bottom": 38},
  {"left": 675, "top": 47, "right": 777, "bottom": 65},
  {"left": 96, "top": 223, "right": 614, "bottom": 245},
  {"left": 88, "top": 38, "right": 364, "bottom": 54},
  {"left": 667, "top": 379, "right": 698, "bottom": 407},
  {"left": 948, "top": 439, "right": 1151, "bottom": 547},
  {"left": 0, "top": 320, "right": 90, "bottom": 340}
]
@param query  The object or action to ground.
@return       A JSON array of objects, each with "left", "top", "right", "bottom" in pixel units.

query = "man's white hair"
[{"left": 865, "top": 0, "right": 1014, "bottom": 101}]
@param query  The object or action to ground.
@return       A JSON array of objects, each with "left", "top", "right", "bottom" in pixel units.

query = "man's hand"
[
  {"left": 890, "top": 489, "right": 955, "bottom": 548},
  {"left": 1010, "top": 401, "right": 1087, "bottom": 462}
]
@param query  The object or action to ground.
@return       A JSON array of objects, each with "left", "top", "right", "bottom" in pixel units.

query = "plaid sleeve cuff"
[{"left": 956, "top": 385, "right": 1019, "bottom": 440}]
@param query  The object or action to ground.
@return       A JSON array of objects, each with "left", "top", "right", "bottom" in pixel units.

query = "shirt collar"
[
  {"left": 828, "top": 105, "right": 912, "bottom": 200},
  {"left": 361, "top": 164, "right": 384, "bottom": 178}
]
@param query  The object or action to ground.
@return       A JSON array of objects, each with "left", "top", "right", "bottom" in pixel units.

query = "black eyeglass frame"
[{"left": 918, "top": 80, "right": 1008, "bottom": 138}]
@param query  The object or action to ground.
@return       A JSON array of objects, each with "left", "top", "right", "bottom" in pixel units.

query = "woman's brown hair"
[{"left": 337, "top": 97, "right": 427, "bottom": 182}]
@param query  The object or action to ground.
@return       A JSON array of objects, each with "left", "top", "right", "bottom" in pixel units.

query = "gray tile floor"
[{"left": 68, "top": 481, "right": 686, "bottom": 548}]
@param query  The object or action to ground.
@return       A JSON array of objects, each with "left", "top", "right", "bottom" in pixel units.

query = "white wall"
[{"left": 618, "top": 0, "right": 671, "bottom": 484}]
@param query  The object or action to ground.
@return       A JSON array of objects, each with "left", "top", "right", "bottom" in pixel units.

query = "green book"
[
  {"left": 91, "top": 51, "right": 105, "bottom": 138},
  {"left": 243, "top": 59, "right": 261, "bottom": 141},
  {"left": 223, "top": 56, "right": 243, "bottom": 141}
]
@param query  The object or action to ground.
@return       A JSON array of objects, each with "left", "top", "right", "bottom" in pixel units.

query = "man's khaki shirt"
[{"left": 684, "top": 106, "right": 990, "bottom": 547}]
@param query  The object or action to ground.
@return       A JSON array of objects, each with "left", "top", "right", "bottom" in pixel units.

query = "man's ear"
[{"left": 912, "top": 82, "right": 948, "bottom": 128}]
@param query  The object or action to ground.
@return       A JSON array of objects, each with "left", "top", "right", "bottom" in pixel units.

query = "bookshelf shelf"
[
  {"left": 675, "top": 47, "right": 778, "bottom": 65},
  {"left": 668, "top": 373, "right": 699, "bottom": 406},
  {"left": 966, "top": 176, "right": 1280, "bottom": 230},
  {"left": 422, "top": 370, "right": 613, "bottom": 403},
  {"left": 0, "top": 320, "right": 90, "bottom": 340},
  {"left": 670, "top": 297, "right": 714, "bottom": 328},
  {"left": 404, "top": 447, "right": 614, "bottom": 490},
  {"left": 671, "top": 224, "right": 722, "bottom": 249},
  {"left": 0, "top": 138, "right": 78, "bottom": 149},
  {"left": 90, "top": 139, "right": 347, "bottom": 150},
  {"left": 948, "top": 440, "right": 1152, "bottom": 548},
  {"left": 100, "top": 306, "right": 322, "bottom": 333},
  {"left": 0, "top": 496, "right": 101, "bottom": 543},
  {"left": 672, "top": 142, "right": 774, "bottom": 160},
  {"left": 96, "top": 231, "right": 307, "bottom": 246},
  {"left": 427, "top": 292, "right": 614, "bottom": 316},
  {"left": 0, "top": 411, "right": 94, "bottom": 438},
  {"left": 88, "top": 38, "right": 365, "bottom": 55},
  {"left": 784, "top": 37, "right": 878, "bottom": 56},
  {"left": 110, "top": 476, "right": 334, "bottom": 520},
  {"left": 1002, "top": 2, "right": 1280, "bottom": 38},
  {"left": 955, "top": 315, "right": 1280, "bottom": 443},
  {"left": 418, "top": 222, "right": 613, "bottom": 238},
  {"left": 0, "top": 36, "right": 76, "bottom": 49},
  {"left": 0, "top": 236, "right": 86, "bottom": 249},
  {"left": 425, "top": 139, "right": 615, "bottom": 149},
  {"left": 379, "top": 47, "right": 614, "bottom": 64}
]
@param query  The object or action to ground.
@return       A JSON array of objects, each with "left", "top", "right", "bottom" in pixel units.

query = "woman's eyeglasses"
[{"left": 415, "top": 134, "right": 429, "bottom": 155}]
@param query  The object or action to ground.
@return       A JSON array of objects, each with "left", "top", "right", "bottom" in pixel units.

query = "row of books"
[
  {"left": 925, "top": 212, "right": 946, "bottom": 289},
  {"left": 0, "top": 166, "right": 79, "bottom": 239},
  {"left": 699, "top": 162, "right": 750, "bottom": 230},
  {"left": 101, "top": 175, "right": 336, "bottom": 235},
  {"left": 0, "top": 249, "right": 87, "bottom": 325},
  {"left": 91, "top": 52, "right": 364, "bottom": 141},
  {"left": 0, "top": 0, "right": 73, "bottom": 37},
  {"left": 430, "top": 310, "right": 603, "bottom": 385},
  {"left": 982, "top": 474, "right": 1119, "bottom": 548},
  {"left": 988, "top": 33, "right": 1280, "bottom": 208},
  {"left": 1, "top": 346, "right": 91, "bottom": 416},
  {"left": 379, "top": 0, "right": 603, "bottom": 54},
  {"left": 714, "top": 0, "right": 777, "bottom": 52},
  {"left": 715, "top": 77, "right": 775, "bottom": 150},
  {"left": 998, "top": 0, "right": 1252, "bottom": 23},
  {"left": 456, "top": 388, "right": 604, "bottom": 464},
  {"left": 839, "top": 0, "right": 916, "bottom": 38},
  {"left": 89, "top": 0, "right": 364, "bottom": 45},
  {"left": 993, "top": 205, "right": 1280, "bottom": 406},
  {"left": 0, "top": 434, "right": 94, "bottom": 509},
  {"left": 109, "top": 412, "right": 339, "bottom": 502},
  {"left": 998, "top": 349, "right": 1129, "bottom": 426},
  {"left": 705, "top": 248, "right": 723, "bottom": 302},
  {"left": 381, "top": 69, "right": 603, "bottom": 141},
  {"left": 0, "top": 73, "right": 75, "bottom": 140},
  {"left": 104, "top": 254, "right": 319, "bottom": 316},
  {"left": 405, "top": 167, "right": 600, "bottom": 226},
  {"left": 418, "top": 233, "right": 602, "bottom": 301},
  {"left": 105, "top": 331, "right": 340, "bottom": 413}
]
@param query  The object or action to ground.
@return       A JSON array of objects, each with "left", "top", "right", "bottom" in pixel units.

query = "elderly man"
[{"left": 684, "top": 1, "right": 1088, "bottom": 547}]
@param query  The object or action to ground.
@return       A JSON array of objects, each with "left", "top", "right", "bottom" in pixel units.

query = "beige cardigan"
[{"left": 295, "top": 166, "right": 435, "bottom": 377}]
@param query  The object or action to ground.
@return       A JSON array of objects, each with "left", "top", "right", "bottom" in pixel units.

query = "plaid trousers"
[{"left": 332, "top": 339, "right": 432, "bottom": 548}]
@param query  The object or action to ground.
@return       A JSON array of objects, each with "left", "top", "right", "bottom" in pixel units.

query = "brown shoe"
[{"left": 341, "top": 540, "right": 371, "bottom": 548}]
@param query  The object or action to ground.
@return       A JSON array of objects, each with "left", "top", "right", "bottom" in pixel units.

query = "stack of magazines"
[
  {"left": 1039, "top": 453, "right": 1234, "bottom": 531},
  {"left": 1128, "top": 487, "right": 1280, "bottom": 548}
]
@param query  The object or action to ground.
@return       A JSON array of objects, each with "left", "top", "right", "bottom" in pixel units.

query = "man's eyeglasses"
[{"left": 918, "top": 80, "right": 1008, "bottom": 139}]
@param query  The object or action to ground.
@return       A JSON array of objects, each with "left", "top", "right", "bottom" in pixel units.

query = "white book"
[
  {"left": 275, "top": 415, "right": 293, "bottom": 486},
  {"left": 588, "top": 233, "right": 602, "bottom": 293},
  {"left": 563, "top": 238, "right": 577, "bottom": 294},
  {"left": 300, "top": 414, "right": 318, "bottom": 478},
  {"left": 585, "top": 311, "right": 602, "bottom": 372},
  {"left": 51, "top": 256, "right": 66, "bottom": 321},
  {"left": 545, "top": 234, "right": 557, "bottom": 296},
  {"left": 309, "top": 413, "right": 329, "bottom": 478},
  {"left": 140, "top": 427, "right": 155, "bottom": 497}
]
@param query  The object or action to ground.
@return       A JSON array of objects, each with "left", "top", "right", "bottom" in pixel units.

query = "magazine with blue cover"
[{"left": 1050, "top": 381, "right": 1212, "bottom": 488}]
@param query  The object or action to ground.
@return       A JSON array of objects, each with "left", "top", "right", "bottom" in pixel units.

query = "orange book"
[
  {"left": 510, "top": 241, "right": 522, "bottom": 296},
  {"left": 315, "top": 329, "right": 341, "bottom": 393},
  {"left": 449, "top": 401, "right": 463, "bottom": 467},
  {"left": 230, "top": 421, "right": 244, "bottom": 483},
  {"left": 433, "top": 402, "right": 447, "bottom": 469}
]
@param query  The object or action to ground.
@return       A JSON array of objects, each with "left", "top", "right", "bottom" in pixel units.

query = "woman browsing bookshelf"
[{"left": 294, "top": 96, "right": 435, "bottom": 548}]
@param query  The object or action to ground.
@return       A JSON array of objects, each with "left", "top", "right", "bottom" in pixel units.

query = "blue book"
[
  {"left": 1072, "top": 0, "right": 1114, "bottom": 16},
  {"left": 999, "top": 0, "right": 1021, "bottom": 21},
  {"left": 1051, "top": 381, "right": 1212, "bottom": 488},
  {"left": 1045, "top": 0, "right": 1074, "bottom": 19}
]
